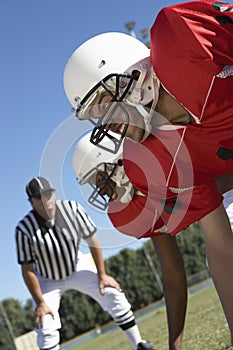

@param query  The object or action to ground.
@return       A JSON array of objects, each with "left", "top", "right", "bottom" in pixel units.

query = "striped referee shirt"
[{"left": 15, "top": 200, "right": 96, "bottom": 280}]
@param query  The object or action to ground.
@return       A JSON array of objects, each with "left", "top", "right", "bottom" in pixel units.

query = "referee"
[{"left": 15, "top": 177, "right": 153, "bottom": 350}]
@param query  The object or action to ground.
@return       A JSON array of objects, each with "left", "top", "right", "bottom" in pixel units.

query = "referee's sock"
[
  {"left": 40, "top": 345, "right": 59, "bottom": 350},
  {"left": 123, "top": 324, "right": 143, "bottom": 349}
]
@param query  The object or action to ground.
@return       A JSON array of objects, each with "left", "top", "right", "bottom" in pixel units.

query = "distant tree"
[
  {"left": 0, "top": 311, "right": 12, "bottom": 350},
  {"left": 0, "top": 299, "right": 25, "bottom": 350},
  {"left": 23, "top": 299, "right": 34, "bottom": 332},
  {"left": 60, "top": 290, "right": 109, "bottom": 342},
  {"left": 3, "top": 299, "right": 26, "bottom": 336},
  {"left": 106, "top": 247, "right": 162, "bottom": 310},
  {"left": 176, "top": 223, "right": 206, "bottom": 276}
]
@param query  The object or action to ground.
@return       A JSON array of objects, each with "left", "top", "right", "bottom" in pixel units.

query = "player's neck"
[{"left": 155, "top": 87, "right": 190, "bottom": 124}]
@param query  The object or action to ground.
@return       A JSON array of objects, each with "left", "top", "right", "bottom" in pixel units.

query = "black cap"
[{"left": 26, "top": 177, "right": 55, "bottom": 198}]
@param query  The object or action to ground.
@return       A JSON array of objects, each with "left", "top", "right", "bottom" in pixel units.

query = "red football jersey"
[{"left": 108, "top": 1, "right": 233, "bottom": 238}]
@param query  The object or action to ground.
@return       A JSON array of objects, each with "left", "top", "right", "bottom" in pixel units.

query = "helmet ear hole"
[{"left": 132, "top": 70, "right": 140, "bottom": 80}]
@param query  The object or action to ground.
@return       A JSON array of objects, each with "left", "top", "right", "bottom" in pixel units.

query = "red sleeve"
[
  {"left": 150, "top": 1, "right": 233, "bottom": 117},
  {"left": 151, "top": 1, "right": 233, "bottom": 71}
]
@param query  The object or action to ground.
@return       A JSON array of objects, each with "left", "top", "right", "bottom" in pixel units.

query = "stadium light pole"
[
  {"left": 124, "top": 22, "right": 150, "bottom": 47},
  {"left": 124, "top": 21, "right": 136, "bottom": 38},
  {"left": 139, "top": 28, "right": 150, "bottom": 48},
  {"left": 0, "top": 301, "right": 17, "bottom": 350},
  {"left": 143, "top": 245, "right": 163, "bottom": 294}
]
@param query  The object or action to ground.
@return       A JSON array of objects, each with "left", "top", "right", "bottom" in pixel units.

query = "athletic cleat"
[{"left": 137, "top": 340, "right": 154, "bottom": 350}]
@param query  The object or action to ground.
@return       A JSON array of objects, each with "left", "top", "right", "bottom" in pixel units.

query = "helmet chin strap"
[
  {"left": 135, "top": 70, "right": 160, "bottom": 142},
  {"left": 135, "top": 104, "right": 152, "bottom": 141}
]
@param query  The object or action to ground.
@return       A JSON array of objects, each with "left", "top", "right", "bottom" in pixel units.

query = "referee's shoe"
[{"left": 137, "top": 341, "right": 154, "bottom": 349}]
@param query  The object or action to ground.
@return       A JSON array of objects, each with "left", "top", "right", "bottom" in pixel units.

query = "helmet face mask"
[
  {"left": 74, "top": 73, "right": 135, "bottom": 154},
  {"left": 89, "top": 105, "right": 129, "bottom": 154},
  {"left": 79, "top": 161, "right": 120, "bottom": 210},
  {"left": 88, "top": 163, "right": 118, "bottom": 210},
  {"left": 72, "top": 131, "right": 124, "bottom": 210},
  {"left": 87, "top": 184, "right": 109, "bottom": 211}
]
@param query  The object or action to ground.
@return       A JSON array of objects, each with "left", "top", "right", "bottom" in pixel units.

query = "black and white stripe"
[{"left": 15, "top": 200, "right": 96, "bottom": 280}]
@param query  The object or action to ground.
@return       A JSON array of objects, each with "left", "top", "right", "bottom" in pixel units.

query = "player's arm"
[
  {"left": 21, "top": 263, "right": 54, "bottom": 327},
  {"left": 153, "top": 2, "right": 233, "bottom": 69},
  {"left": 85, "top": 233, "right": 122, "bottom": 294}
]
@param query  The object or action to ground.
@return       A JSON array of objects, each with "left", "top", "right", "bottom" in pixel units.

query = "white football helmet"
[
  {"left": 72, "top": 131, "right": 124, "bottom": 210},
  {"left": 64, "top": 32, "right": 160, "bottom": 153}
]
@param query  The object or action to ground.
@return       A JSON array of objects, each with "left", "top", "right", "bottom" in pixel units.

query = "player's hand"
[
  {"left": 34, "top": 301, "right": 54, "bottom": 329},
  {"left": 98, "top": 274, "right": 122, "bottom": 295}
]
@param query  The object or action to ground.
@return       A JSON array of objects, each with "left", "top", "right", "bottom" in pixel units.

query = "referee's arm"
[{"left": 21, "top": 263, "right": 54, "bottom": 328}]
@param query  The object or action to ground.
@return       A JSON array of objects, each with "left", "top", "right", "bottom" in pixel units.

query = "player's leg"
[
  {"left": 69, "top": 251, "right": 154, "bottom": 350},
  {"left": 151, "top": 234, "right": 187, "bottom": 350},
  {"left": 34, "top": 277, "right": 63, "bottom": 350},
  {"left": 200, "top": 204, "right": 233, "bottom": 344}
]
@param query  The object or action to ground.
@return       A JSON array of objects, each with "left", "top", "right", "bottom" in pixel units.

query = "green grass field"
[{"left": 64, "top": 282, "right": 233, "bottom": 350}]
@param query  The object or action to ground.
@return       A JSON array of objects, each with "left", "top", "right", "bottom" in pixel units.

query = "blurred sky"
[{"left": 1, "top": 0, "right": 189, "bottom": 303}]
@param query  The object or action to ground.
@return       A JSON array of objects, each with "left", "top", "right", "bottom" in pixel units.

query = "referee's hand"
[
  {"left": 98, "top": 274, "right": 122, "bottom": 295},
  {"left": 35, "top": 301, "right": 55, "bottom": 328}
]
